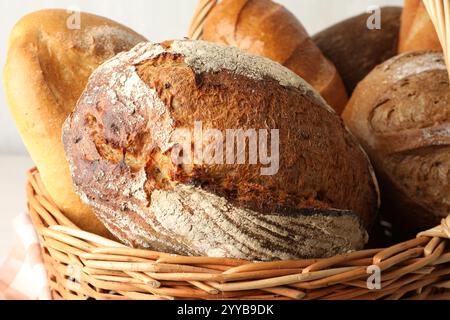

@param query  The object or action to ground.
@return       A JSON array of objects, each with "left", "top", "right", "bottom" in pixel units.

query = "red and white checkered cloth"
[{"left": 0, "top": 214, "right": 51, "bottom": 300}]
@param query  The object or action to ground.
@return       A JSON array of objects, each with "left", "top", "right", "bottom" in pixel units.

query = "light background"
[{"left": 1, "top": 0, "right": 404, "bottom": 155}]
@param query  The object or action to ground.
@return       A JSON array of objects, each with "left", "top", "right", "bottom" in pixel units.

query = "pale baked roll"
[{"left": 3, "top": 10, "right": 146, "bottom": 236}]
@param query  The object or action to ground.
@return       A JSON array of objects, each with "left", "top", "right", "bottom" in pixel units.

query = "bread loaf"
[
  {"left": 63, "top": 40, "right": 379, "bottom": 260},
  {"left": 3, "top": 10, "right": 146, "bottom": 236},
  {"left": 399, "top": 0, "right": 441, "bottom": 53},
  {"left": 201, "top": 0, "right": 348, "bottom": 114},
  {"left": 343, "top": 51, "right": 450, "bottom": 235},
  {"left": 313, "top": 7, "right": 402, "bottom": 93}
]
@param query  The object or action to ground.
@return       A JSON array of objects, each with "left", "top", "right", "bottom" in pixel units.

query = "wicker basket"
[{"left": 27, "top": 168, "right": 450, "bottom": 300}]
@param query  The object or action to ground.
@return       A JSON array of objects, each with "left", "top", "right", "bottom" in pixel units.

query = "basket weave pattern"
[{"left": 26, "top": 168, "right": 450, "bottom": 300}]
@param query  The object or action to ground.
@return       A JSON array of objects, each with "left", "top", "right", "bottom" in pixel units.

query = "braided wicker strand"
[
  {"left": 419, "top": 216, "right": 450, "bottom": 240},
  {"left": 26, "top": 168, "right": 450, "bottom": 300},
  {"left": 423, "top": 0, "right": 450, "bottom": 78},
  {"left": 188, "top": 0, "right": 217, "bottom": 39}
]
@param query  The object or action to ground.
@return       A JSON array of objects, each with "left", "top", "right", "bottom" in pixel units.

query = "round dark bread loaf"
[
  {"left": 313, "top": 7, "right": 402, "bottom": 94},
  {"left": 343, "top": 51, "right": 450, "bottom": 236},
  {"left": 63, "top": 40, "right": 379, "bottom": 260}
]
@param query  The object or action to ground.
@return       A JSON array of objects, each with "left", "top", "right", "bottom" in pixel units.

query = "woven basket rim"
[{"left": 27, "top": 168, "right": 450, "bottom": 300}]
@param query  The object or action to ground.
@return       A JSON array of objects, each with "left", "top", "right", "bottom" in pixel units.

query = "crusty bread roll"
[
  {"left": 398, "top": 0, "right": 441, "bottom": 53},
  {"left": 343, "top": 51, "right": 449, "bottom": 235},
  {"left": 63, "top": 40, "right": 379, "bottom": 260},
  {"left": 313, "top": 7, "right": 402, "bottom": 93},
  {"left": 201, "top": 0, "right": 348, "bottom": 114},
  {"left": 3, "top": 9, "right": 146, "bottom": 236}
]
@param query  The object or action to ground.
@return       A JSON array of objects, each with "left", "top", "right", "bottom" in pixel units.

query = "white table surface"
[{"left": 0, "top": 155, "right": 34, "bottom": 264}]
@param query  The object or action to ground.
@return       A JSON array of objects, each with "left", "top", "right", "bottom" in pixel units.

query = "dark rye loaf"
[
  {"left": 313, "top": 7, "right": 402, "bottom": 94},
  {"left": 63, "top": 40, "right": 379, "bottom": 260},
  {"left": 343, "top": 51, "right": 450, "bottom": 236}
]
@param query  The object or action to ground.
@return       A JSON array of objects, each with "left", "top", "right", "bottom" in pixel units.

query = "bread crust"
[
  {"left": 398, "top": 0, "right": 441, "bottom": 53},
  {"left": 3, "top": 9, "right": 146, "bottom": 235},
  {"left": 201, "top": 0, "right": 348, "bottom": 114},
  {"left": 343, "top": 51, "right": 450, "bottom": 235},
  {"left": 313, "top": 7, "right": 402, "bottom": 93},
  {"left": 63, "top": 40, "right": 379, "bottom": 259}
]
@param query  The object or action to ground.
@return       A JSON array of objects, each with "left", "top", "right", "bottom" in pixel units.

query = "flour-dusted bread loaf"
[
  {"left": 201, "top": 0, "right": 348, "bottom": 114},
  {"left": 399, "top": 0, "right": 441, "bottom": 53},
  {"left": 63, "top": 40, "right": 379, "bottom": 260},
  {"left": 313, "top": 7, "right": 402, "bottom": 93},
  {"left": 3, "top": 9, "right": 146, "bottom": 236},
  {"left": 343, "top": 51, "right": 450, "bottom": 235}
]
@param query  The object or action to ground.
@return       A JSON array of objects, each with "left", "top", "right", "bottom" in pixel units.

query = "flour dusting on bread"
[
  {"left": 123, "top": 40, "right": 333, "bottom": 112},
  {"left": 382, "top": 51, "right": 447, "bottom": 82},
  {"left": 149, "top": 184, "right": 367, "bottom": 260}
]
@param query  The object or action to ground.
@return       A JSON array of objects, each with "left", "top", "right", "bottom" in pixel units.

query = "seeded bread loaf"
[
  {"left": 343, "top": 51, "right": 450, "bottom": 235},
  {"left": 3, "top": 9, "right": 146, "bottom": 236},
  {"left": 63, "top": 40, "right": 379, "bottom": 260},
  {"left": 201, "top": 0, "right": 348, "bottom": 114}
]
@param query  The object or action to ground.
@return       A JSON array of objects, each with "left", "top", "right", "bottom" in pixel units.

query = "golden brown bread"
[
  {"left": 63, "top": 40, "right": 379, "bottom": 260},
  {"left": 342, "top": 51, "right": 450, "bottom": 236},
  {"left": 399, "top": 0, "right": 442, "bottom": 53},
  {"left": 3, "top": 9, "right": 146, "bottom": 236},
  {"left": 201, "top": 0, "right": 348, "bottom": 114},
  {"left": 313, "top": 7, "right": 402, "bottom": 93}
]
